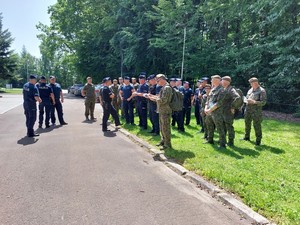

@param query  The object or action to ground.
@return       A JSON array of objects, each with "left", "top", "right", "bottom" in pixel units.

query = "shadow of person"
[
  {"left": 164, "top": 147, "right": 196, "bottom": 164},
  {"left": 36, "top": 126, "right": 56, "bottom": 134},
  {"left": 17, "top": 137, "right": 39, "bottom": 146},
  {"left": 231, "top": 145, "right": 260, "bottom": 157},
  {"left": 103, "top": 130, "right": 117, "bottom": 137},
  {"left": 254, "top": 144, "right": 285, "bottom": 154},
  {"left": 212, "top": 145, "right": 244, "bottom": 159}
]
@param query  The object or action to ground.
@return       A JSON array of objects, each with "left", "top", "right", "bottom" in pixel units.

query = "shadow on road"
[
  {"left": 103, "top": 130, "right": 118, "bottom": 137},
  {"left": 17, "top": 137, "right": 39, "bottom": 146}
]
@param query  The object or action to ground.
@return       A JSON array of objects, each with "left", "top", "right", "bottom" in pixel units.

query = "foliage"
[{"left": 122, "top": 115, "right": 300, "bottom": 225}]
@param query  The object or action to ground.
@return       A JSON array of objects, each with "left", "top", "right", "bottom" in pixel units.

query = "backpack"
[
  {"left": 234, "top": 88, "right": 244, "bottom": 109},
  {"left": 170, "top": 87, "right": 184, "bottom": 111}
]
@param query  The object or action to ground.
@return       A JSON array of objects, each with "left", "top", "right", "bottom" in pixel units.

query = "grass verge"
[
  {"left": 121, "top": 115, "right": 300, "bottom": 225},
  {"left": 0, "top": 88, "right": 22, "bottom": 94}
]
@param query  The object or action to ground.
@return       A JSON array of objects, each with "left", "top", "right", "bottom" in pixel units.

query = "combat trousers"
[
  {"left": 24, "top": 103, "right": 37, "bottom": 136},
  {"left": 222, "top": 112, "right": 235, "bottom": 144},
  {"left": 51, "top": 100, "right": 65, "bottom": 124},
  {"left": 206, "top": 114, "right": 215, "bottom": 142},
  {"left": 102, "top": 103, "right": 121, "bottom": 131},
  {"left": 123, "top": 100, "right": 134, "bottom": 124},
  {"left": 202, "top": 113, "right": 207, "bottom": 138},
  {"left": 85, "top": 98, "right": 96, "bottom": 118},
  {"left": 39, "top": 102, "right": 52, "bottom": 126},
  {"left": 244, "top": 107, "right": 263, "bottom": 142},
  {"left": 212, "top": 112, "right": 226, "bottom": 146},
  {"left": 159, "top": 113, "right": 171, "bottom": 147},
  {"left": 182, "top": 107, "right": 191, "bottom": 125}
]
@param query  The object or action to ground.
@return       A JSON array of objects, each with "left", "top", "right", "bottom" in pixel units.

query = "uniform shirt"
[
  {"left": 82, "top": 83, "right": 96, "bottom": 99},
  {"left": 23, "top": 82, "right": 39, "bottom": 107},
  {"left": 121, "top": 84, "right": 134, "bottom": 100},
  {"left": 206, "top": 85, "right": 223, "bottom": 109},
  {"left": 156, "top": 85, "right": 162, "bottom": 95},
  {"left": 110, "top": 84, "right": 119, "bottom": 101},
  {"left": 217, "top": 86, "right": 240, "bottom": 113},
  {"left": 137, "top": 83, "right": 149, "bottom": 102},
  {"left": 157, "top": 83, "right": 173, "bottom": 114},
  {"left": 194, "top": 88, "right": 204, "bottom": 104},
  {"left": 246, "top": 86, "right": 267, "bottom": 108},
  {"left": 201, "top": 94, "right": 208, "bottom": 113},
  {"left": 101, "top": 86, "right": 113, "bottom": 103},
  {"left": 49, "top": 83, "right": 62, "bottom": 100},
  {"left": 36, "top": 83, "right": 53, "bottom": 103},
  {"left": 183, "top": 88, "right": 194, "bottom": 107}
]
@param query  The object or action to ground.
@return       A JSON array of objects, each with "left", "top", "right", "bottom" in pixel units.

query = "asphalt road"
[{"left": 0, "top": 93, "right": 250, "bottom": 225}]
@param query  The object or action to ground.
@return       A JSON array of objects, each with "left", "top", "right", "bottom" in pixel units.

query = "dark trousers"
[
  {"left": 172, "top": 110, "right": 184, "bottom": 131},
  {"left": 182, "top": 107, "right": 191, "bottom": 125},
  {"left": 123, "top": 100, "right": 134, "bottom": 124},
  {"left": 85, "top": 98, "right": 96, "bottom": 118},
  {"left": 51, "top": 100, "right": 65, "bottom": 124},
  {"left": 24, "top": 104, "right": 37, "bottom": 136},
  {"left": 39, "top": 102, "right": 52, "bottom": 126},
  {"left": 102, "top": 103, "right": 120, "bottom": 131},
  {"left": 137, "top": 101, "right": 148, "bottom": 129},
  {"left": 149, "top": 104, "right": 159, "bottom": 134},
  {"left": 195, "top": 103, "right": 203, "bottom": 129}
]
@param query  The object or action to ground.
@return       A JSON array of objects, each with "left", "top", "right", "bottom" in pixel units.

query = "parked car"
[
  {"left": 95, "top": 84, "right": 103, "bottom": 102},
  {"left": 74, "top": 86, "right": 84, "bottom": 97},
  {"left": 69, "top": 84, "right": 83, "bottom": 95}
]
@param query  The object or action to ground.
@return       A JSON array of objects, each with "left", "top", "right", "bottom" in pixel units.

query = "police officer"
[
  {"left": 23, "top": 75, "right": 42, "bottom": 137},
  {"left": 171, "top": 78, "right": 185, "bottom": 132},
  {"left": 242, "top": 77, "right": 267, "bottom": 145},
  {"left": 193, "top": 80, "right": 204, "bottom": 130},
  {"left": 201, "top": 84, "right": 212, "bottom": 140},
  {"left": 49, "top": 76, "right": 68, "bottom": 126},
  {"left": 135, "top": 73, "right": 149, "bottom": 130},
  {"left": 182, "top": 81, "right": 194, "bottom": 125},
  {"left": 101, "top": 77, "right": 121, "bottom": 132},
  {"left": 147, "top": 74, "right": 160, "bottom": 136},
  {"left": 81, "top": 77, "right": 96, "bottom": 121},
  {"left": 36, "top": 76, "right": 54, "bottom": 128},
  {"left": 119, "top": 76, "right": 135, "bottom": 124}
]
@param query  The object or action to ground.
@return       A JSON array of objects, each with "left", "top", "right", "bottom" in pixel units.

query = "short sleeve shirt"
[
  {"left": 183, "top": 88, "right": 194, "bottom": 107},
  {"left": 23, "top": 82, "right": 39, "bottom": 107},
  {"left": 36, "top": 83, "right": 52, "bottom": 103},
  {"left": 121, "top": 84, "right": 134, "bottom": 100},
  {"left": 50, "top": 83, "right": 62, "bottom": 99}
]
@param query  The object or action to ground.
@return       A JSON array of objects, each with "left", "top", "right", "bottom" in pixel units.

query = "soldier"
[
  {"left": 49, "top": 76, "right": 68, "bottom": 126},
  {"left": 149, "top": 74, "right": 173, "bottom": 150},
  {"left": 171, "top": 78, "right": 185, "bottom": 132},
  {"left": 193, "top": 80, "right": 203, "bottom": 126},
  {"left": 117, "top": 77, "right": 124, "bottom": 117},
  {"left": 204, "top": 75, "right": 223, "bottom": 146},
  {"left": 135, "top": 73, "right": 149, "bottom": 130},
  {"left": 101, "top": 77, "right": 121, "bottom": 132},
  {"left": 81, "top": 77, "right": 96, "bottom": 121},
  {"left": 147, "top": 74, "right": 160, "bottom": 136},
  {"left": 36, "top": 76, "right": 55, "bottom": 128},
  {"left": 23, "top": 75, "right": 42, "bottom": 137},
  {"left": 220, "top": 76, "right": 241, "bottom": 146},
  {"left": 131, "top": 77, "right": 139, "bottom": 91},
  {"left": 119, "top": 76, "right": 135, "bottom": 125},
  {"left": 200, "top": 84, "right": 212, "bottom": 140},
  {"left": 110, "top": 79, "right": 119, "bottom": 114},
  {"left": 242, "top": 77, "right": 267, "bottom": 145}
]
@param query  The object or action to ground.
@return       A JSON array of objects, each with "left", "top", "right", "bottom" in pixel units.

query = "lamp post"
[{"left": 181, "top": 26, "right": 186, "bottom": 80}]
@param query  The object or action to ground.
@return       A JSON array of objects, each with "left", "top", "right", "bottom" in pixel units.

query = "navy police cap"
[
  {"left": 169, "top": 78, "right": 176, "bottom": 82},
  {"left": 102, "top": 77, "right": 111, "bottom": 83},
  {"left": 29, "top": 75, "right": 37, "bottom": 79},
  {"left": 40, "top": 75, "right": 46, "bottom": 80},
  {"left": 147, "top": 74, "right": 155, "bottom": 81},
  {"left": 124, "top": 76, "right": 130, "bottom": 80}
]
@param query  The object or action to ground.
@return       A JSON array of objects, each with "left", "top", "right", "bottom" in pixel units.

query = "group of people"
[
  {"left": 23, "top": 75, "right": 67, "bottom": 137},
  {"left": 90, "top": 73, "right": 267, "bottom": 150}
]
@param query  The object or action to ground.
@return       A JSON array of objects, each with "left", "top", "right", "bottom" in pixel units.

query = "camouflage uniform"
[
  {"left": 244, "top": 86, "right": 267, "bottom": 143},
  {"left": 157, "top": 83, "right": 173, "bottom": 148},
  {"left": 201, "top": 94, "right": 209, "bottom": 139},
  {"left": 206, "top": 85, "right": 223, "bottom": 143},
  {"left": 110, "top": 84, "right": 119, "bottom": 113},
  {"left": 82, "top": 83, "right": 96, "bottom": 119}
]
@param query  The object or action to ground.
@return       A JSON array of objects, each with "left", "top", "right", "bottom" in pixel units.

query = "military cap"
[
  {"left": 131, "top": 77, "right": 136, "bottom": 80},
  {"left": 222, "top": 76, "right": 232, "bottom": 82},
  {"left": 147, "top": 74, "right": 156, "bottom": 81},
  {"left": 40, "top": 75, "right": 46, "bottom": 80},
  {"left": 211, "top": 75, "right": 222, "bottom": 80},
  {"left": 140, "top": 72, "right": 147, "bottom": 76},
  {"left": 49, "top": 75, "right": 56, "bottom": 79},
  {"left": 102, "top": 77, "right": 111, "bottom": 83},
  {"left": 248, "top": 77, "right": 259, "bottom": 83},
  {"left": 156, "top": 74, "right": 167, "bottom": 80},
  {"left": 29, "top": 75, "right": 37, "bottom": 79},
  {"left": 183, "top": 81, "right": 189, "bottom": 84},
  {"left": 139, "top": 74, "right": 146, "bottom": 79},
  {"left": 205, "top": 84, "right": 212, "bottom": 89},
  {"left": 113, "top": 79, "right": 118, "bottom": 82},
  {"left": 201, "top": 77, "right": 209, "bottom": 81},
  {"left": 86, "top": 76, "right": 92, "bottom": 80},
  {"left": 169, "top": 78, "right": 177, "bottom": 82},
  {"left": 124, "top": 76, "right": 130, "bottom": 80}
]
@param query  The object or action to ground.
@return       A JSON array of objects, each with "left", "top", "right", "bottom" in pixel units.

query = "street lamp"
[{"left": 181, "top": 26, "right": 186, "bottom": 80}]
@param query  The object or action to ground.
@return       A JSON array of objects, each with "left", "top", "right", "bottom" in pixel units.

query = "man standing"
[
  {"left": 81, "top": 77, "right": 96, "bottom": 121},
  {"left": 36, "top": 76, "right": 54, "bottom": 128},
  {"left": 204, "top": 75, "right": 224, "bottom": 146},
  {"left": 201, "top": 84, "right": 212, "bottom": 140},
  {"left": 110, "top": 79, "right": 119, "bottom": 114},
  {"left": 119, "top": 76, "right": 135, "bottom": 125},
  {"left": 101, "top": 77, "right": 121, "bottom": 132},
  {"left": 23, "top": 75, "right": 42, "bottom": 137},
  {"left": 49, "top": 76, "right": 68, "bottom": 126},
  {"left": 170, "top": 78, "right": 185, "bottom": 132},
  {"left": 135, "top": 73, "right": 149, "bottom": 130},
  {"left": 242, "top": 77, "right": 267, "bottom": 145},
  {"left": 182, "top": 81, "right": 194, "bottom": 125},
  {"left": 147, "top": 74, "right": 160, "bottom": 136},
  {"left": 193, "top": 80, "right": 203, "bottom": 127},
  {"left": 117, "top": 77, "right": 124, "bottom": 117},
  {"left": 149, "top": 74, "right": 173, "bottom": 150}
]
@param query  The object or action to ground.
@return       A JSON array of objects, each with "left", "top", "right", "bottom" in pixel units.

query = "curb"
[{"left": 110, "top": 124, "right": 273, "bottom": 225}]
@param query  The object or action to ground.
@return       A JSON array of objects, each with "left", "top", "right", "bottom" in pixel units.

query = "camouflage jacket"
[
  {"left": 246, "top": 86, "right": 267, "bottom": 111},
  {"left": 157, "top": 83, "right": 173, "bottom": 114},
  {"left": 217, "top": 86, "right": 241, "bottom": 114},
  {"left": 82, "top": 83, "right": 96, "bottom": 100}
]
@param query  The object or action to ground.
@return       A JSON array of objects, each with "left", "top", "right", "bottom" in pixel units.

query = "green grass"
[
  {"left": 0, "top": 88, "right": 22, "bottom": 94},
  {"left": 121, "top": 115, "right": 300, "bottom": 225}
]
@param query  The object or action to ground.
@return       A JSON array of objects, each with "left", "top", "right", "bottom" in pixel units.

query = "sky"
[{"left": 1, "top": 0, "right": 57, "bottom": 58}]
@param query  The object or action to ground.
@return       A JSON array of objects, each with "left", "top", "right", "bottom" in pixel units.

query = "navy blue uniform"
[
  {"left": 36, "top": 83, "right": 53, "bottom": 127},
  {"left": 137, "top": 83, "right": 149, "bottom": 129},
  {"left": 121, "top": 84, "right": 134, "bottom": 124},
  {"left": 182, "top": 88, "right": 194, "bottom": 125},
  {"left": 49, "top": 83, "right": 66, "bottom": 125},
  {"left": 148, "top": 84, "right": 160, "bottom": 135},
  {"left": 194, "top": 87, "right": 205, "bottom": 129},
  {"left": 23, "top": 82, "right": 39, "bottom": 136},
  {"left": 101, "top": 86, "right": 121, "bottom": 131},
  {"left": 171, "top": 86, "right": 185, "bottom": 132}
]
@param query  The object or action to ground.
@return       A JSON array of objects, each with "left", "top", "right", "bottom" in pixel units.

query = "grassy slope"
[
  {"left": 121, "top": 116, "right": 300, "bottom": 225},
  {"left": 0, "top": 88, "right": 23, "bottom": 94}
]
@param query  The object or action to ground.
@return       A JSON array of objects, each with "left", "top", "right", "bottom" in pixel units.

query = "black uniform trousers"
[
  {"left": 172, "top": 110, "right": 185, "bottom": 132},
  {"left": 123, "top": 100, "right": 134, "bottom": 124},
  {"left": 137, "top": 100, "right": 148, "bottom": 129},
  {"left": 182, "top": 106, "right": 192, "bottom": 125},
  {"left": 194, "top": 102, "right": 204, "bottom": 130},
  {"left": 24, "top": 103, "right": 37, "bottom": 136},
  {"left": 51, "top": 100, "right": 64, "bottom": 124},
  {"left": 149, "top": 103, "right": 159, "bottom": 134},
  {"left": 102, "top": 102, "right": 121, "bottom": 131},
  {"left": 39, "top": 101, "right": 52, "bottom": 126}
]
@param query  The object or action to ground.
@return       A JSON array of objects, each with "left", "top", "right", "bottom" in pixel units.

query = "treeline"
[{"left": 37, "top": 0, "right": 299, "bottom": 113}]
